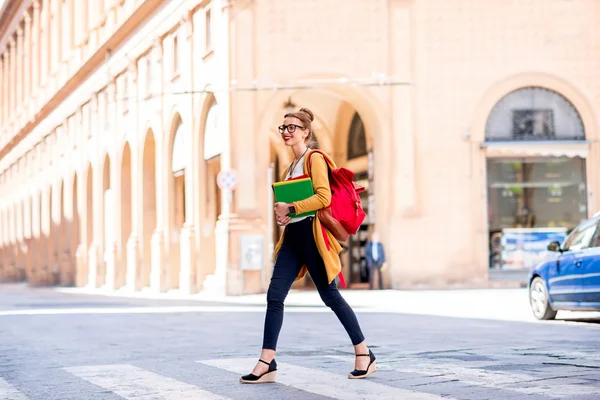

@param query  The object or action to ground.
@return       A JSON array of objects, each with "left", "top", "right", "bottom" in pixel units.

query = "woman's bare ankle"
[
  {"left": 260, "top": 349, "right": 276, "bottom": 362},
  {"left": 353, "top": 341, "right": 368, "bottom": 355}
]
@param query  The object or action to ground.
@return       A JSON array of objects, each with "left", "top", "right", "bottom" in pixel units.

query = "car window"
[
  {"left": 564, "top": 222, "right": 598, "bottom": 252},
  {"left": 591, "top": 224, "right": 600, "bottom": 248}
]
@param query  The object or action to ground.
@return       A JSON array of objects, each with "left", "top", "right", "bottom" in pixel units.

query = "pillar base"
[
  {"left": 88, "top": 243, "right": 98, "bottom": 288},
  {"left": 75, "top": 244, "right": 87, "bottom": 287},
  {"left": 126, "top": 234, "right": 141, "bottom": 291},
  {"left": 179, "top": 224, "right": 196, "bottom": 294},
  {"left": 59, "top": 249, "right": 73, "bottom": 286},
  {"left": 150, "top": 230, "right": 166, "bottom": 293},
  {"left": 104, "top": 242, "right": 118, "bottom": 291}
]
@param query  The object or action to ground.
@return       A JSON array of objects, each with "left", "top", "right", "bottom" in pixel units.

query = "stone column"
[
  {"left": 3, "top": 52, "right": 9, "bottom": 128},
  {"left": 23, "top": 10, "right": 32, "bottom": 116},
  {"left": 125, "top": 61, "right": 141, "bottom": 291},
  {"left": 16, "top": 28, "right": 23, "bottom": 119},
  {"left": 75, "top": 166, "right": 89, "bottom": 287},
  {"left": 31, "top": 1, "right": 41, "bottom": 113},
  {"left": 177, "top": 13, "right": 196, "bottom": 294},
  {"left": 9, "top": 38, "right": 16, "bottom": 122},
  {"left": 150, "top": 40, "right": 167, "bottom": 293},
  {"left": 40, "top": 0, "right": 49, "bottom": 92},
  {"left": 103, "top": 82, "right": 118, "bottom": 291},
  {"left": 225, "top": 2, "right": 268, "bottom": 295},
  {"left": 50, "top": 0, "right": 60, "bottom": 76},
  {"left": 0, "top": 59, "right": 3, "bottom": 126}
]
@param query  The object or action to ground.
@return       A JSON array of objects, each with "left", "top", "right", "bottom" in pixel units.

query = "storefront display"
[{"left": 487, "top": 157, "right": 587, "bottom": 270}]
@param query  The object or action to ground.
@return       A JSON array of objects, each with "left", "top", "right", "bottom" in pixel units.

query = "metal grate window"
[{"left": 485, "top": 87, "right": 584, "bottom": 142}]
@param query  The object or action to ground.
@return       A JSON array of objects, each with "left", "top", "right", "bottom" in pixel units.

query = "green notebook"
[{"left": 272, "top": 177, "right": 316, "bottom": 218}]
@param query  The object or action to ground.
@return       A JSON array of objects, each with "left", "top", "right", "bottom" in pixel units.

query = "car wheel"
[{"left": 529, "top": 277, "right": 557, "bottom": 320}]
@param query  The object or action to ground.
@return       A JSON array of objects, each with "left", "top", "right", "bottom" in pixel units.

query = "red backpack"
[{"left": 307, "top": 150, "right": 366, "bottom": 243}]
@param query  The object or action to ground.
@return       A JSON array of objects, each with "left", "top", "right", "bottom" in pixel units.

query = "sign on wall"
[
  {"left": 240, "top": 234, "right": 264, "bottom": 271},
  {"left": 500, "top": 227, "right": 568, "bottom": 270}
]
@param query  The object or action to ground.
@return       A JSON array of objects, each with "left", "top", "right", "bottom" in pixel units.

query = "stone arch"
[
  {"left": 485, "top": 87, "right": 584, "bottom": 142},
  {"left": 120, "top": 142, "right": 132, "bottom": 289},
  {"left": 47, "top": 185, "right": 57, "bottom": 285},
  {"left": 469, "top": 73, "right": 598, "bottom": 274},
  {"left": 69, "top": 173, "right": 79, "bottom": 287},
  {"left": 85, "top": 162, "right": 94, "bottom": 286},
  {"left": 258, "top": 83, "right": 387, "bottom": 289},
  {"left": 55, "top": 179, "right": 67, "bottom": 285},
  {"left": 166, "top": 113, "right": 187, "bottom": 290},
  {"left": 141, "top": 129, "right": 157, "bottom": 289},
  {"left": 257, "top": 83, "right": 387, "bottom": 155},
  {"left": 470, "top": 72, "right": 597, "bottom": 143},
  {"left": 194, "top": 94, "right": 224, "bottom": 290}
]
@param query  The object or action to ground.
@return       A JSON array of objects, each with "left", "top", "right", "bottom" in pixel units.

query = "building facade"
[{"left": 0, "top": 0, "right": 599, "bottom": 294}]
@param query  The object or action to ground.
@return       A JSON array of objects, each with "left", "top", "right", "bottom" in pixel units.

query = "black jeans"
[{"left": 262, "top": 218, "right": 365, "bottom": 350}]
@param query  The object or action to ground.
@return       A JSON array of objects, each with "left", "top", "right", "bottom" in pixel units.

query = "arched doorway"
[
  {"left": 57, "top": 180, "right": 68, "bottom": 285},
  {"left": 101, "top": 154, "right": 112, "bottom": 288},
  {"left": 120, "top": 143, "right": 132, "bottom": 289},
  {"left": 70, "top": 175, "right": 79, "bottom": 287},
  {"left": 46, "top": 187, "right": 55, "bottom": 285},
  {"left": 199, "top": 103, "right": 224, "bottom": 288},
  {"left": 344, "top": 111, "right": 373, "bottom": 288},
  {"left": 169, "top": 118, "right": 186, "bottom": 290},
  {"left": 141, "top": 130, "right": 157, "bottom": 289},
  {"left": 484, "top": 87, "right": 587, "bottom": 275}
]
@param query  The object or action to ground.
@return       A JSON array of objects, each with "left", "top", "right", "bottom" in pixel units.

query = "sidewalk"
[{"left": 55, "top": 286, "right": 600, "bottom": 324}]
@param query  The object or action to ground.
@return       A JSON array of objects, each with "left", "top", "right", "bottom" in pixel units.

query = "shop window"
[
  {"left": 485, "top": 87, "right": 584, "bottom": 142},
  {"left": 347, "top": 112, "right": 367, "bottom": 159},
  {"left": 487, "top": 157, "right": 587, "bottom": 231},
  {"left": 487, "top": 157, "right": 587, "bottom": 270}
]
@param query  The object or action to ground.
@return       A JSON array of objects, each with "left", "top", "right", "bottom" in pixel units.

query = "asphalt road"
[{"left": 1, "top": 283, "right": 599, "bottom": 400}]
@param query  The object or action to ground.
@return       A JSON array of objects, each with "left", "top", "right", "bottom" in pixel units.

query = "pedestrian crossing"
[
  {"left": 198, "top": 358, "right": 447, "bottom": 400},
  {"left": 64, "top": 364, "right": 230, "bottom": 400},
  {"left": 327, "top": 355, "right": 599, "bottom": 399},
  {"left": 0, "top": 378, "right": 29, "bottom": 400},
  {"left": 1, "top": 355, "right": 599, "bottom": 399}
]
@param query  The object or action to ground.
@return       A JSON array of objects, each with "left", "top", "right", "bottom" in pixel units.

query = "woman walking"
[{"left": 240, "top": 107, "right": 376, "bottom": 384}]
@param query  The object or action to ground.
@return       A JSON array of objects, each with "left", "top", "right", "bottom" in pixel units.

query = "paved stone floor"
[{"left": 1, "top": 283, "right": 599, "bottom": 399}]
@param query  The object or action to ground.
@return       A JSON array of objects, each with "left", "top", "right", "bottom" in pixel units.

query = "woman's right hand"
[{"left": 277, "top": 215, "right": 291, "bottom": 227}]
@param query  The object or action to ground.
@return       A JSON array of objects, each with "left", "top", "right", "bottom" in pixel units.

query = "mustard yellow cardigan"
[{"left": 273, "top": 150, "right": 343, "bottom": 284}]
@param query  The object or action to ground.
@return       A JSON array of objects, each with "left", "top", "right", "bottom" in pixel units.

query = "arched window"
[
  {"left": 347, "top": 112, "right": 367, "bottom": 159},
  {"left": 485, "top": 87, "right": 584, "bottom": 142},
  {"left": 171, "top": 121, "right": 186, "bottom": 173},
  {"left": 204, "top": 104, "right": 224, "bottom": 160}
]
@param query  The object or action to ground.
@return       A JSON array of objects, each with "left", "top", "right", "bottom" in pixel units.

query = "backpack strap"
[{"left": 306, "top": 150, "right": 334, "bottom": 177}]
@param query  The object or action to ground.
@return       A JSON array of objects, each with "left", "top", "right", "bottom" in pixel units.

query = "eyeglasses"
[{"left": 278, "top": 124, "right": 305, "bottom": 134}]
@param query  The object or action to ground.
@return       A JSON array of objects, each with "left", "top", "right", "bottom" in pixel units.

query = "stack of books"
[{"left": 272, "top": 175, "right": 316, "bottom": 218}]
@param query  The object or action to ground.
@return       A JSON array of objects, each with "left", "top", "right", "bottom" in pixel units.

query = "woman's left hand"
[{"left": 274, "top": 202, "right": 290, "bottom": 219}]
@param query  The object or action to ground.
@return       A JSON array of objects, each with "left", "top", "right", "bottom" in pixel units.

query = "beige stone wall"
[{"left": 0, "top": 0, "right": 599, "bottom": 291}]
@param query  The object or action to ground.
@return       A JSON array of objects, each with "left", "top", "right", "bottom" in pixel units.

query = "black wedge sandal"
[
  {"left": 240, "top": 359, "right": 277, "bottom": 384},
  {"left": 348, "top": 349, "right": 376, "bottom": 379}
]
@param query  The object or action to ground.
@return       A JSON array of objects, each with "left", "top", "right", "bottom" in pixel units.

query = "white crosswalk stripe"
[
  {"left": 198, "top": 357, "right": 451, "bottom": 400},
  {"left": 63, "top": 364, "right": 231, "bottom": 400},
  {"left": 0, "top": 378, "right": 30, "bottom": 400},
  {"left": 328, "top": 355, "right": 600, "bottom": 399}
]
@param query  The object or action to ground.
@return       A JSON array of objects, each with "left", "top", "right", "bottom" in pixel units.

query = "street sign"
[{"left": 216, "top": 169, "right": 238, "bottom": 191}]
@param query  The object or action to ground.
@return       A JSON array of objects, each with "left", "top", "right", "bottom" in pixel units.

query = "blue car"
[{"left": 528, "top": 215, "right": 600, "bottom": 320}]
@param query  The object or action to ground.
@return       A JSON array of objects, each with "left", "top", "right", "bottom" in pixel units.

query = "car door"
[
  {"left": 547, "top": 220, "right": 598, "bottom": 304},
  {"left": 581, "top": 227, "right": 600, "bottom": 305}
]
